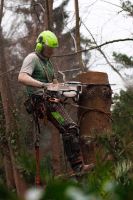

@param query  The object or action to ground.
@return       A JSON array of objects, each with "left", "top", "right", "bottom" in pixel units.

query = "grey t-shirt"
[
  {"left": 20, "top": 52, "right": 55, "bottom": 95},
  {"left": 20, "top": 52, "right": 40, "bottom": 75}
]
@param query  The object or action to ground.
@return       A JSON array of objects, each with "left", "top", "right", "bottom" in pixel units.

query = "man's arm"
[
  {"left": 18, "top": 53, "right": 47, "bottom": 88},
  {"left": 18, "top": 72, "right": 59, "bottom": 89},
  {"left": 18, "top": 72, "right": 46, "bottom": 88}
]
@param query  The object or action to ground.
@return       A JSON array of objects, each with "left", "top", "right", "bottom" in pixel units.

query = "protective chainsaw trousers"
[{"left": 29, "top": 94, "right": 84, "bottom": 173}]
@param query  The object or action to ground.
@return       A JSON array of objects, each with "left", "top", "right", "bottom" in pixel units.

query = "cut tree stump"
[{"left": 75, "top": 71, "right": 112, "bottom": 164}]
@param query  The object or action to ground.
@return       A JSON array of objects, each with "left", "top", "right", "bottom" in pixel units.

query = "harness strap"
[{"left": 64, "top": 101, "right": 112, "bottom": 125}]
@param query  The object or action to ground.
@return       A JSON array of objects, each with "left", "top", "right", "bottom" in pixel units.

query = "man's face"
[{"left": 42, "top": 45, "right": 54, "bottom": 58}]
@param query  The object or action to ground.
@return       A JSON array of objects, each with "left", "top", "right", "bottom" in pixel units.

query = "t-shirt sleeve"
[{"left": 20, "top": 53, "right": 37, "bottom": 75}]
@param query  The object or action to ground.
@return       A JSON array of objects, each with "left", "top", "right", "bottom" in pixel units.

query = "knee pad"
[
  {"left": 63, "top": 123, "right": 80, "bottom": 154},
  {"left": 62, "top": 124, "right": 81, "bottom": 164},
  {"left": 62, "top": 132, "right": 80, "bottom": 157},
  {"left": 66, "top": 123, "right": 79, "bottom": 136},
  {"left": 62, "top": 132, "right": 83, "bottom": 172}
]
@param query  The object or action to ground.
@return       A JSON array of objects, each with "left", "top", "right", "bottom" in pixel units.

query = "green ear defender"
[
  {"left": 35, "top": 36, "right": 44, "bottom": 53},
  {"left": 35, "top": 30, "right": 59, "bottom": 53},
  {"left": 35, "top": 43, "right": 43, "bottom": 53}
]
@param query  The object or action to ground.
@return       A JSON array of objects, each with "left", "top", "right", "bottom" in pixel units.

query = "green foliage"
[
  {"left": 113, "top": 52, "right": 133, "bottom": 68},
  {"left": 43, "top": 179, "right": 78, "bottom": 200},
  {"left": 1, "top": 160, "right": 133, "bottom": 200},
  {"left": 42, "top": 162, "right": 133, "bottom": 200},
  {"left": 0, "top": 182, "right": 18, "bottom": 200},
  {"left": 17, "top": 152, "right": 36, "bottom": 183},
  {"left": 94, "top": 134, "right": 124, "bottom": 160},
  {"left": 42, "top": 155, "right": 54, "bottom": 184},
  {"left": 115, "top": 160, "right": 133, "bottom": 185},
  {"left": 112, "top": 89, "right": 133, "bottom": 160},
  {"left": 18, "top": 152, "right": 53, "bottom": 185},
  {"left": 86, "top": 161, "right": 113, "bottom": 196},
  {"left": 112, "top": 89, "right": 133, "bottom": 136}
]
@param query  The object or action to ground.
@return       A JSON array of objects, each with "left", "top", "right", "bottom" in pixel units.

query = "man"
[{"left": 18, "top": 30, "right": 92, "bottom": 174}]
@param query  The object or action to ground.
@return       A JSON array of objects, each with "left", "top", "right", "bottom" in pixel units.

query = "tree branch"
[
  {"left": 81, "top": 21, "right": 125, "bottom": 81},
  {"left": 0, "top": 0, "right": 4, "bottom": 25},
  {"left": 52, "top": 38, "right": 133, "bottom": 58}
]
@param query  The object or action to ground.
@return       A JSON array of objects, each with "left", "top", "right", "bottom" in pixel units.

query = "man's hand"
[
  {"left": 47, "top": 83, "right": 60, "bottom": 91},
  {"left": 53, "top": 78, "right": 59, "bottom": 84},
  {"left": 41, "top": 83, "right": 48, "bottom": 89}
]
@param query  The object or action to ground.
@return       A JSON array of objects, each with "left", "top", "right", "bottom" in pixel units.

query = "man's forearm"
[{"left": 18, "top": 73, "right": 46, "bottom": 88}]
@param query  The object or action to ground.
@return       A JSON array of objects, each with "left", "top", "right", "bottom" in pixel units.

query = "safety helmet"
[{"left": 35, "top": 30, "right": 59, "bottom": 53}]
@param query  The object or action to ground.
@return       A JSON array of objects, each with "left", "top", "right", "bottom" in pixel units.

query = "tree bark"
[
  {"left": 50, "top": 124, "right": 62, "bottom": 176},
  {"left": 75, "top": 71, "right": 112, "bottom": 164},
  {"left": 3, "top": 143, "right": 15, "bottom": 189},
  {"left": 0, "top": 2, "right": 27, "bottom": 195},
  {"left": 45, "top": 0, "right": 53, "bottom": 30},
  {"left": 44, "top": 0, "right": 62, "bottom": 175},
  {"left": 0, "top": 0, "right": 16, "bottom": 189},
  {"left": 74, "top": 0, "right": 84, "bottom": 71}
]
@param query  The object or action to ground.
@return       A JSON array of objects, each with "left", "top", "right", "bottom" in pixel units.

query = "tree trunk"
[
  {"left": 3, "top": 144, "right": 15, "bottom": 189},
  {"left": 0, "top": 22, "right": 26, "bottom": 197},
  {"left": 0, "top": 0, "right": 15, "bottom": 189},
  {"left": 45, "top": 0, "right": 53, "bottom": 30},
  {"left": 74, "top": 0, "right": 84, "bottom": 71},
  {"left": 44, "top": 0, "right": 62, "bottom": 175},
  {"left": 75, "top": 71, "right": 112, "bottom": 164},
  {"left": 50, "top": 124, "right": 62, "bottom": 176}
]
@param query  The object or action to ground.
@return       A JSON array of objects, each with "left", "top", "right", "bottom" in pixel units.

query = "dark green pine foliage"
[
  {"left": 112, "top": 89, "right": 133, "bottom": 136},
  {"left": 42, "top": 162, "right": 133, "bottom": 200},
  {"left": 113, "top": 52, "right": 133, "bottom": 68},
  {"left": 0, "top": 183, "right": 18, "bottom": 200},
  {"left": 112, "top": 89, "right": 133, "bottom": 160}
]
